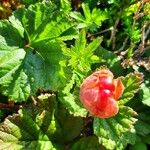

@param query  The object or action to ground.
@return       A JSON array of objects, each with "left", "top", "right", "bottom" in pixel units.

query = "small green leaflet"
[
  {"left": 119, "top": 73, "right": 143, "bottom": 105},
  {"left": 62, "top": 30, "right": 102, "bottom": 73},
  {"left": 70, "top": 3, "right": 108, "bottom": 32},
  {"left": 0, "top": 2, "right": 77, "bottom": 102},
  {"left": 94, "top": 106, "right": 137, "bottom": 150}
]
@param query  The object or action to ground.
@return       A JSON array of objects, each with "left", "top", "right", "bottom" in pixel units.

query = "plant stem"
[{"left": 0, "top": 102, "right": 20, "bottom": 110}]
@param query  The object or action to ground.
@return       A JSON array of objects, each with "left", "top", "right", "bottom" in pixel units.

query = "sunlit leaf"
[
  {"left": 94, "top": 106, "right": 137, "bottom": 150},
  {"left": 119, "top": 73, "right": 143, "bottom": 105},
  {"left": 0, "top": 2, "right": 77, "bottom": 102}
]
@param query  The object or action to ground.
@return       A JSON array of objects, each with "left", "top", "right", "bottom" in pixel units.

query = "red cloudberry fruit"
[{"left": 80, "top": 69, "right": 124, "bottom": 118}]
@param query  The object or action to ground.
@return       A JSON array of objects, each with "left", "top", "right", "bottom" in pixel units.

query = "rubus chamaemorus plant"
[{"left": 0, "top": 0, "right": 149, "bottom": 150}]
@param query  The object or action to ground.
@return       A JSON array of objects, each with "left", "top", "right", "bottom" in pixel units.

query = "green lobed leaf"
[
  {"left": 62, "top": 30, "right": 102, "bottom": 73},
  {"left": 0, "top": 37, "right": 67, "bottom": 101},
  {"left": 0, "top": 94, "right": 84, "bottom": 149},
  {"left": 119, "top": 73, "right": 143, "bottom": 105},
  {"left": 94, "top": 106, "right": 137, "bottom": 150},
  {"left": 82, "top": 3, "right": 107, "bottom": 32},
  {"left": 0, "top": 2, "right": 77, "bottom": 102},
  {"left": 0, "top": 95, "right": 59, "bottom": 150},
  {"left": 70, "top": 3, "right": 107, "bottom": 31},
  {"left": 12, "top": 2, "right": 57, "bottom": 42},
  {"left": 12, "top": 2, "right": 77, "bottom": 43},
  {"left": 71, "top": 136, "right": 100, "bottom": 150}
]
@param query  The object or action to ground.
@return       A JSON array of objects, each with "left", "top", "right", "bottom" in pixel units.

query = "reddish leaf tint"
[{"left": 80, "top": 69, "right": 124, "bottom": 118}]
